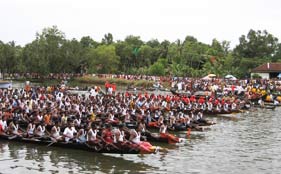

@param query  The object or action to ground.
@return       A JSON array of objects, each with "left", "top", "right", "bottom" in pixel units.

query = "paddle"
[
  {"left": 47, "top": 141, "right": 56, "bottom": 147},
  {"left": 8, "top": 135, "right": 18, "bottom": 140},
  {"left": 45, "top": 130, "right": 58, "bottom": 147},
  {"left": 186, "top": 128, "right": 191, "bottom": 138}
]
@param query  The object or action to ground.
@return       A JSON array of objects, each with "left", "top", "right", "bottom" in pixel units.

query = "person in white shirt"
[
  {"left": 35, "top": 122, "right": 46, "bottom": 137},
  {"left": 51, "top": 121, "right": 63, "bottom": 141},
  {"left": 8, "top": 121, "right": 22, "bottom": 137},
  {"left": 26, "top": 122, "right": 36, "bottom": 137},
  {"left": 63, "top": 122, "right": 77, "bottom": 142},
  {"left": 0, "top": 116, "right": 8, "bottom": 133},
  {"left": 108, "top": 87, "right": 113, "bottom": 95}
]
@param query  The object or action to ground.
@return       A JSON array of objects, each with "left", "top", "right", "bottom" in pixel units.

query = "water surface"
[{"left": 1, "top": 108, "right": 280, "bottom": 174}]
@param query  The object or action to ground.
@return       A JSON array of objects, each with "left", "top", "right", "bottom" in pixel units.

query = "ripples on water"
[{"left": 1, "top": 108, "right": 281, "bottom": 174}]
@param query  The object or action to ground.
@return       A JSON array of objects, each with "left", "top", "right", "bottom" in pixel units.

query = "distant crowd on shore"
[
  {"left": 3, "top": 73, "right": 84, "bottom": 80},
  {"left": 2, "top": 73, "right": 281, "bottom": 95}
]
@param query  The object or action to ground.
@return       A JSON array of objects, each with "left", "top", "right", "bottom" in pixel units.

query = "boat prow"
[{"left": 0, "top": 81, "right": 12, "bottom": 89}]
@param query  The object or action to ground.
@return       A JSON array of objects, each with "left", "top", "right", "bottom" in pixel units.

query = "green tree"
[
  {"left": 102, "top": 33, "right": 114, "bottom": 45},
  {"left": 149, "top": 61, "right": 165, "bottom": 76},
  {"left": 87, "top": 45, "right": 120, "bottom": 73},
  {"left": 80, "top": 36, "right": 98, "bottom": 48},
  {"left": 0, "top": 41, "right": 20, "bottom": 77},
  {"left": 60, "top": 39, "right": 85, "bottom": 73},
  {"left": 234, "top": 29, "right": 278, "bottom": 59},
  {"left": 22, "top": 26, "right": 66, "bottom": 74}
]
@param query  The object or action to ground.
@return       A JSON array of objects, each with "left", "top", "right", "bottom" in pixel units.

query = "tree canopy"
[{"left": 0, "top": 26, "right": 280, "bottom": 78}]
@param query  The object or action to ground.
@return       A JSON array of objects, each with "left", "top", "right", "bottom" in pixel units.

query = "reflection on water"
[
  {"left": 1, "top": 108, "right": 281, "bottom": 174},
  {"left": 0, "top": 141, "right": 157, "bottom": 174}
]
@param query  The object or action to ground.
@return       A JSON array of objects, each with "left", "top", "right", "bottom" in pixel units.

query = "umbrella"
[
  {"left": 225, "top": 74, "right": 237, "bottom": 80},
  {"left": 202, "top": 75, "right": 211, "bottom": 80},
  {"left": 208, "top": 74, "right": 216, "bottom": 77},
  {"left": 225, "top": 74, "right": 234, "bottom": 78}
]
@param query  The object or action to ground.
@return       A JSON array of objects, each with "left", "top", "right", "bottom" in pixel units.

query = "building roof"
[{"left": 251, "top": 63, "right": 281, "bottom": 73}]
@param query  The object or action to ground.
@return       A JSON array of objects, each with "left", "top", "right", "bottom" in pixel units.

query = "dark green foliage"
[{"left": 0, "top": 27, "right": 280, "bottom": 78}]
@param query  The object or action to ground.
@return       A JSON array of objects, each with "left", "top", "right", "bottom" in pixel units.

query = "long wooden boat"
[
  {"left": 147, "top": 121, "right": 211, "bottom": 132},
  {"left": 264, "top": 102, "right": 281, "bottom": 107},
  {"left": 142, "top": 132, "right": 185, "bottom": 144},
  {"left": 0, "top": 80, "right": 12, "bottom": 89},
  {"left": 252, "top": 104, "right": 276, "bottom": 110},
  {"left": 0, "top": 134, "right": 159, "bottom": 154},
  {"left": 203, "top": 109, "right": 242, "bottom": 115},
  {"left": 170, "top": 88, "right": 190, "bottom": 97}
]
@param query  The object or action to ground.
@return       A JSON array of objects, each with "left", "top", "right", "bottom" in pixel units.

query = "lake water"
[{"left": 1, "top": 107, "right": 280, "bottom": 174}]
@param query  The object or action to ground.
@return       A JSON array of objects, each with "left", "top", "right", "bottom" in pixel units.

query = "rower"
[
  {"left": 258, "top": 98, "right": 265, "bottom": 107},
  {"left": 129, "top": 128, "right": 141, "bottom": 144},
  {"left": 159, "top": 120, "right": 168, "bottom": 134},
  {"left": 113, "top": 124, "right": 126, "bottom": 144},
  {"left": 26, "top": 121, "right": 36, "bottom": 138},
  {"left": 231, "top": 101, "right": 237, "bottom": 110},
  {"left": 157, "top": 115, "right": 164, "bottom": 126},
  {"left": 34, "top": 122, "right": 46, "bottom": 137},
  {"left": 107, "top": 112, "right": 119, "bottom": 124},
  {"left": 76, "top": 127, "right": 87, "bottom": 143},
  {"left": 223, "top": 102, "right": 229, "bottom": 112},
  {"left": 35, "top": 111, "right": 44, "bottom": 123},
  {"left": 138, "top": 119, "right": 146, "bottom": 134},
  {"left": 102, "top": 123, "right": 113, "bottom": 144},
  {"left": 63, "top": 122, "right": 77, "bottom": 142},
  {"left": 50, "top": 121, "right": 63, "bottom": 141},
  {"left": 196, "top": 110, "right": 207, "bottom": 124},
  {"left": 124, "top": 112, "right": 131, "bottom": 123},
  {"left": 8, "top": 121, "right": 22, "bottom": 137},
  {"left": 216, "top": 101, "right": 222, "bottom": 112},
  {"left": 169, "top": 112, "right": 176, "bottom": 130},
  {"left": 129, "top": 126, "right": 154, "bottom": 153},
  {"left": 43, "top": 112, "right": 51, "bottom": 125},
  {"left": 0, "top": 116, "right": 8, "bottom": 134},
  {"left": 207, "top": 100, "right": 213, "bottom": 111},
  {"left": 87, "top": 124, "right": 99, "bottom": 143},
  {"left": 159, "top": 120, "right": 181, "bottom": 144},
  {"left": 61, "top": 113, "right": 68, "bottom": 126},
  {"left": 73, "top": 115, "right": 81, "bottom": 127}
]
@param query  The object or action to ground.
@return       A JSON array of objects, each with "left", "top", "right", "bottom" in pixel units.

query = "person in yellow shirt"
[{"left": 90, "top": 112, "right": 96, "bottom": 122}]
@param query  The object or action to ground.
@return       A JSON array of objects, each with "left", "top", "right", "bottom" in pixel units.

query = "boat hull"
[{"left": 0, "top": 134, "right": 141, "bottom": 154}]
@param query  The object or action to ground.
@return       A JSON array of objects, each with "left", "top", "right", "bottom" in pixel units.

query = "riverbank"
[
  {"left": 12, "top": 75, "right": 170, "bottom": 88},
  {"left": 72, "top": 75, "right": 170, "bottom": 88}
]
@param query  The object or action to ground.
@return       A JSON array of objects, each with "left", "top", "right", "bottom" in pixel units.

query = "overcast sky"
[{"left": 1, "top": 0, "right": 280, "bottom": 47}]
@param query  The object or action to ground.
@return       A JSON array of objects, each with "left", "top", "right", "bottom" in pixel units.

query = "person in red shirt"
[
  {"left": 198, "top": 97, "right": 205, "bottom": 105},
  {"left": 102, "top": 124, "right": 113, "bottom": 144},
  {"left": 190, "top": 95, "right": 196, "bottom": 103},
  {"left": 105, "top": 81, "right": 110, "bottom": 94}
]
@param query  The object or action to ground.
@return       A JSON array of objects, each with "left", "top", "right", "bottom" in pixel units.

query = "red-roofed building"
[{"left": 251, "top": 63, "right": 281, "bottom": 79}]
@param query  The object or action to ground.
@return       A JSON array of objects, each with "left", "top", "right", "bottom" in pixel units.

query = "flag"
[{"left": 133, "top": 47, "right": 139, "bottom": 56}]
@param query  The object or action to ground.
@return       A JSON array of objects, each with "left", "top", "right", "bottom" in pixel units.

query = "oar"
[
  {"left": 47, "top": 141, "right": 56, "bottom": 147},
  {"left": 8, "top": 135, "right": 18, "bottom": 140},
  {"left": 186, "top": 128, "right": 191, "bottom": 138},
  {"left": 42, "top": 130, "right": 58, "bottom": 147}
]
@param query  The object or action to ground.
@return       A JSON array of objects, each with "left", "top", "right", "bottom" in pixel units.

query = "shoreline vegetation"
[{"left": 1, "top": 26, "right": 281, "bottom": 79}]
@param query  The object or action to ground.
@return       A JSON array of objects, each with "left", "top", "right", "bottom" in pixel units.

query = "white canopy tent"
[
  {"left": 225, "top": 74, "right": 237, "bottom": 80},
  {"left": 202, "top": 74, "right": 216, "bottom": 80}
]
